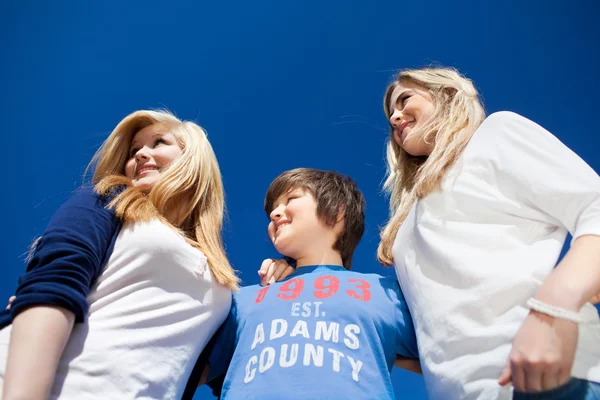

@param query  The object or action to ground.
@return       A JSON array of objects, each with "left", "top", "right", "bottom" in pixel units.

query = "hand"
[
  {"left": 6, "top": 296, "right": 15, "bottom": 310},
  {"left": 258, "top": 258, "right": 295, "bottom": 286},
  {"left": 590, "top": 292, "right": 600, "bottom": 305},
  {"left": 498, "top": 310, "right": 578, "bottom": 392}
]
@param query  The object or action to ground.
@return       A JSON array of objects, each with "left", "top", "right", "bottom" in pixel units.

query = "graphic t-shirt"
[{"left": 208, "top": 265, "right": 418, "bottom": 400}]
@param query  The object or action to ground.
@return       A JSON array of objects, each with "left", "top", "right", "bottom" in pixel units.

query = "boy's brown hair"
[{"left": 264, "top": 168, "right": 365, "bottom": 269}]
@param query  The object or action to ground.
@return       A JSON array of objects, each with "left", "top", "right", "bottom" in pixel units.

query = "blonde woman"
[
  {"left": 379, "top": 67, "right": 600, "bottom": 399},
  {"left": 0, "top": 110, "right": 238, "bottom": 399}
]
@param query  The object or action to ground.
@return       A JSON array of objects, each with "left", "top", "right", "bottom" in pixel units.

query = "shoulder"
[
  {"left": 483, "top": 111, "right": 531, "bottom": 126},
  {"left": 232, "top": 283, "right": 261, "bottom": 302},
  {"left": 345, "top": 270, "right": 401, "bottom": 290},
  {"left": 468, "top": 111, "right": 561, "bottom": 157},
  {"left": 64, "top": 185, "right": 116, "bottom": 211},
  {"left": 474, "top": 111, "right": 551, "bottom": 143},
  {"left": 47, "top": 186, "right": 119, "bottom": 227}
]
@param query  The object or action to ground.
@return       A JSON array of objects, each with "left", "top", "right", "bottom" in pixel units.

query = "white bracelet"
[{"left": 526, "top": 298, "right": 594, "bottom": 324}]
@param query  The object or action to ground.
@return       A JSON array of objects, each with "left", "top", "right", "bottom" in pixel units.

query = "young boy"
[{"left": 205, "top": 168, "right": 418, "bottom": 399}]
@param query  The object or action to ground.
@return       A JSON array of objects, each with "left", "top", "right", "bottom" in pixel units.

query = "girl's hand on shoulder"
[
  {"left": 498, "top": 310, "right": 578, "bottom": 392},
  {"left": 258, "top": 258, "right": 295, "bottom": 286},
  {"left": 6, "top": 295, "right": 15, "bottom": 310}
]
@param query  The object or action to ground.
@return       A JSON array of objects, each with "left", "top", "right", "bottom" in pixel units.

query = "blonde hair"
[
  {"left": 88, "top": 110, "right": 239, "bottom": 290},
  {"left": 377, "top": 67, "right": 486, "bottom": 265}
]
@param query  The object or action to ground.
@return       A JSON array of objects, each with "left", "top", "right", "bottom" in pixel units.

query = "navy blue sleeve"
[
  {"left": 0, "top": 186, "right": 121, "bottom": 328},
  {"left": 381, "top": 278, "right": 419, "bottom": 358},
  {"left": 207, "top": 294, "right": 239, "bottom": 390}
]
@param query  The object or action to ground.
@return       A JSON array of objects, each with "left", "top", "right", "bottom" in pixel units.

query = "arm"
[
  {"left": 536, "top": 235, "right": 600, "bottom": 316},
  {"left": 198, "top": 365, "right": 210, "bottom": 387},
  {"left": 499, "top": 235, "right": 600, "bottom": 391},
  {"left": 2, "top": 187, "right": 120, "bottom": 398},
  {"left": 3, "top": 306, "right": 75, "bottom": 400},
  {"left": 200, "top": 296, "right": 239, "bottom": 397},
  {"left": 481, "top": 113, "right": 600, "bottom": 392},
  {"left": 394, "top": 356, "right": 422, "bottom": 375},
  {"left": 383, "top": 277, "right": 420, "bottom": 372}
]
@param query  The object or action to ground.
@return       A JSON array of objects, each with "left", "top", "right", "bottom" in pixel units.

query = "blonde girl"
[
  {"left": 0, "top": 110, "right": 238, "bottom": 399},
  {"left": 380, "top": 67, "right": 600, "bottom": 400}
]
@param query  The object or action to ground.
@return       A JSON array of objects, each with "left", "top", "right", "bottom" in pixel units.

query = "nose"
[
  {"left": 134, "top": 146, "right": 151, "bottom": 162},
  {"left": 389, "top": 109, "right": 403, "bottom": 128},
  {"left": 270, "top": 205, "right": 283, "bottom": 222}
]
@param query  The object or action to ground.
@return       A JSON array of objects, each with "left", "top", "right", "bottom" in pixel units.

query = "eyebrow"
[{"left": 131, "top": 132, "right": 164, "bottom": 147}]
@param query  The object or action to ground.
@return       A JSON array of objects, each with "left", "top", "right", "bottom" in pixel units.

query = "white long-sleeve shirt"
[{"left": 392, "top": 111, "right": 600, "bottom": 400}]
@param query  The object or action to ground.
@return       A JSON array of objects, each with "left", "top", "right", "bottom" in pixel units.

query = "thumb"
[{"left": 498, "top": 358, "right": 512, "bottom": 386}]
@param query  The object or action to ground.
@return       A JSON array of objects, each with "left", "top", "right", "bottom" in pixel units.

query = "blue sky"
[{"left": 1, "top": 1, "right": 598, "bottom": 399}]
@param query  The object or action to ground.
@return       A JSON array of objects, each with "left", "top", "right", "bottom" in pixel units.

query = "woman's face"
[
  {"left": 124, "top": 123, "right": 183, "bottom": 192},
  {"left": 388, "top": 80, "right": 436, "bottom": 156}
]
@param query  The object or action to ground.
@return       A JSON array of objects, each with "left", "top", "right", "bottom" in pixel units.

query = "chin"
[
  {"left": 132, "top": 180, "right": 154, "bottom": 193},
  {"left": 273, "top": 241, "right": 297, "bottom": 260},
  {"left": 402, "top": 142, "right": 431, "bottom": 157}
]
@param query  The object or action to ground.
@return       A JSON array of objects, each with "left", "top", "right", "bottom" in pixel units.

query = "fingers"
[
  {"left": 258, "top": 259, "right": 274, "bottom": 286},
  {"left": 6, "top": 296, "right": 16, "bottom": 311},
  {"left": 510, "top": 354, "right": 570, "bottom": 392},
  {"left": 498, "top": 358, "right": 512, "bottom": 386},
  {"left": 272, "top": 265, "right": 295, "bottom": 284},
  {"left": 522, "top": 362, "right": 542, "bottom": 392},
  {"left": 258, "top": 258, "right": 294, "bottom": 286},
  {"left": 540, "top": 366, "right": 563, "bottom": 393},
  {"left": 265, "top": 260, "right": 279, "bottom": 285},
  {"left": 510, "top": 355, "right": 527, "bottom": 392}
]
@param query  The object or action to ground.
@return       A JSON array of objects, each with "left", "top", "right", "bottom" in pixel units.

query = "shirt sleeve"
[
  {"left": 381, "top": 277, "right": 419, "bottom": 358},
  {"left": 207, "top": 294, "right": 239, "bottom": 387},
  {"left": 1, "top": 186, "right": 121, "bottom": 327},
  {"left": 473, "top": 111, "right": 600, "bottom": 241}
]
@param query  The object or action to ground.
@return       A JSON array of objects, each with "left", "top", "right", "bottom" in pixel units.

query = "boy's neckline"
[{"left": 286, "top": 264, "right": 347, "bottom": 279}]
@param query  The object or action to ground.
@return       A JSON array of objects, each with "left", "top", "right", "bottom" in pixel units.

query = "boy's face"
[{"left": 268, "top": 187, "right": 336, "bottom": 259}]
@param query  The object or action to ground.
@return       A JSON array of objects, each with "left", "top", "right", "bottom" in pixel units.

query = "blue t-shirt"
[{"left": 208, "top": 265, "right": 418, "bottom": 400}]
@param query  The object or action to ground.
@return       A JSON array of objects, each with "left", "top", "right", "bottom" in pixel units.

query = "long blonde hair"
[
  {"left": 88, "top": 110, "right": 239, "bottom": 290},
  {"left": 377, "top": 67, "right": 486, "bottom": 265}
]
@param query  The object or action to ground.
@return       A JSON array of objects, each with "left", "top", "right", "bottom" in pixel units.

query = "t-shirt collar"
[{"left": 286, "top": 264, "right": 347, "bottom": 279}]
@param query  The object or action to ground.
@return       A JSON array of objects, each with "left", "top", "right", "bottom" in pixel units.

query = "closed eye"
[{"left": 400, "top": 94, "right": 411, "bottom": 107}]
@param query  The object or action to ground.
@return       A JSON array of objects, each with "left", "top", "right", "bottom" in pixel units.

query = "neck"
[
  {"left": 163, "top": 196, "right": 192, "bottom": 228},
  {"left": 294, "top": 250, "right": 343, "bottom": 269}
]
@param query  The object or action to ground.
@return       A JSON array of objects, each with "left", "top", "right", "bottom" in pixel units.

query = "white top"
[
  {"left": 0, "top": 219, "right": 231, "bottom": 399},
  {"left": 392, "top": 112, "right": 600, "bottom": 400}
]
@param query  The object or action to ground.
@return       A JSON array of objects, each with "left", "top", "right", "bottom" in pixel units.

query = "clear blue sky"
[{"left": 1, "top": 1, "right": 598, "bottom": 399}]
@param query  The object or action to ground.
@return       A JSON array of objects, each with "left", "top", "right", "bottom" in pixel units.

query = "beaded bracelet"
[{"left": 526, "top": 298, "right": 595, "bottom": 324}]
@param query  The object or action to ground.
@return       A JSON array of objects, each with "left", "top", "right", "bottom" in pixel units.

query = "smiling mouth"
[
  {"left": 275, "top": 222, "right": 290, "bottom": 235},
  {"left": 400, "top": 122, "right": 415, "bottom": 140},
  {"left": 135, "top": 167, "right": 158, "bottom": 178}
]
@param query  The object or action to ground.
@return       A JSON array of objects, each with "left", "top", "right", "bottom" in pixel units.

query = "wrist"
[
  {"left": 535, "top": 277, "right": 590, "bottom": 311},
  {"left": 526, "top": 297, "right": 595, "bottom": 324}
]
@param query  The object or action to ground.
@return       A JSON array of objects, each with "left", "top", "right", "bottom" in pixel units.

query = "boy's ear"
[
  {"left": 336, "top": 205, "right": 346, "bottom": 223},
  {"left": 332, "top": 206, "right": 345, "bottom": 235}
]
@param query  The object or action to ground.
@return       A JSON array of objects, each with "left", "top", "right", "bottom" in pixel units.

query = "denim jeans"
[{"left": 513, "top": 378, "right": 600, "bottom": 400}]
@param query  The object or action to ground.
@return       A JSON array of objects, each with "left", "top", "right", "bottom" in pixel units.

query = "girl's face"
[
  {"left": 124, "top": 123, "right": 183, "bottom": 192},
  {"left": 388, "top": 80, "right": 436, "bottom": 156}
]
